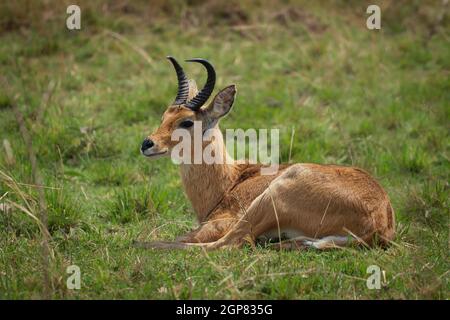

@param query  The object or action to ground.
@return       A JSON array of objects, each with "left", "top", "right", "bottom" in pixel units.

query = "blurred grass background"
[{"left": 0, "top": 0, "right": 448, "bottom": 299}]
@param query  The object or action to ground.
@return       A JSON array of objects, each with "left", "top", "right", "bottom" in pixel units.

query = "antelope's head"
[{"left": 141, "top": 56, "right": 236, "bottom": 159}]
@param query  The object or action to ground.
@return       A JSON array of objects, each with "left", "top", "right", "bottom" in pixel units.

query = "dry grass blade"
[
  {"left": 2, "top": 139, "right": 15, "bottom": 166},
  {"left": 2, "top": 76, "right": 53, "bottom": 299},
  {"left": 343, "top": 227, "right": 370, "bottom": 249},
  {"left": 5, "top": 200, "right": 51, "bottom": 239},
  {"left": 104, "top": 29, "right": 153, "bottom": 66},
  {"left": 35, "top": 79, "right": 57, "bottom": 124},
  {"left": 267, "top": 185, "right": 282, "bottom": 251},
  {"left": 0, "top": 191, "right": 8, "bottom": 202},
  {"left": 0, "top": 170, "right": 35, "bottom": 219},
  {"left": 314, "top": 197, "right": 331, "bottom": 238},
  {"left": 288, "top": 126, "right": 295, "bottom": 163}
]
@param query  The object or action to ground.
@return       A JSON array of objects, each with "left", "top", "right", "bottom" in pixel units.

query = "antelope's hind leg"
[{"left": 301, "top": 236, "right": 352, "bottom": 249}]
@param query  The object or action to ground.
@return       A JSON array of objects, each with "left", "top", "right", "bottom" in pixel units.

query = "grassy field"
[{"left": 0, "top": 0, "right": 448, "bottom": 299}]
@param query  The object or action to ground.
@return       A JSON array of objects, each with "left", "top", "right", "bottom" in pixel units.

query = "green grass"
[{"left": 0, "top": 0, "right": 449, "bottom": 299}]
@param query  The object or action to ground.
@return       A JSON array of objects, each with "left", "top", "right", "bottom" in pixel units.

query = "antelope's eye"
[{"left": 179, "top": 120, "right": 194, "bottom": 128}]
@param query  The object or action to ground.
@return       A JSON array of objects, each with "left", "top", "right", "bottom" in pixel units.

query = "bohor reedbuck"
[{"left": 137, "top": 56, "right": 395, "bottom": 250}]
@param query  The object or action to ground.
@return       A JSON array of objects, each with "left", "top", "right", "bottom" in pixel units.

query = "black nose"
[{"left": 141, "top": 138, "right": 154, "bottom": 152}]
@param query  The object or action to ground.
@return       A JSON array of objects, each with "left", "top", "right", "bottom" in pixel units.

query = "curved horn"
[
  {"left": 185, "top": 58, "right": 216, "bottom": 110},
  {"left": 167, "top": 56, "right": 189, "bottom": 105}
]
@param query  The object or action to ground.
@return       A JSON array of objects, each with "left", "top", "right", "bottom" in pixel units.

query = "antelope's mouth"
[{"left": 141, "top": 149, "right": 168, "bottom": 158}]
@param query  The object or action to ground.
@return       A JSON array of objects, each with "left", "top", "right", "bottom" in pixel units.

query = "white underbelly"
[{"left": 257, "top": 228, "right": 305, "bottom": 242}]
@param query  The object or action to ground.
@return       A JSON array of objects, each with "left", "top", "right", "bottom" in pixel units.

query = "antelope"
[{"left": 136, "top": 56, "right": 395, "bottom": 250}]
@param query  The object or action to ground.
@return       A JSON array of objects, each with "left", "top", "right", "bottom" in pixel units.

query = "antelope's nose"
[{"left": 141, "top": 138, "right": 154, "bottom": 152}]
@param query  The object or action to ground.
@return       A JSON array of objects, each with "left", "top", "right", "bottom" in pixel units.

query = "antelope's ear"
[
  {"left": 187, "top": 79, "right": 198, "bottom": 101},
  {"left": 204, "top": 85, "right": 236, "bottom": 119}
]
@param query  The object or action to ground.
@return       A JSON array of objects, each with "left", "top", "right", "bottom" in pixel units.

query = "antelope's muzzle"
[{"left": 141, "top": 138, "right": 154, "bottom": 153}]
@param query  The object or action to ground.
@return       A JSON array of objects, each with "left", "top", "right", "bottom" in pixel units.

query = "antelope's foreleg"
[
  {"left": 132, "top": 240, "right": 191, "bottom": 249},
  {"left": 133, "top": 213, "right": 237, "bottom": 250}
]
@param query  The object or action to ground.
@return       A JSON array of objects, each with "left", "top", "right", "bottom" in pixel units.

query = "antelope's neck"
[{"left": 179, "top": 127, "right": 238, "bottom": 222}]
